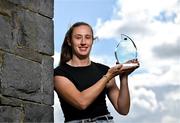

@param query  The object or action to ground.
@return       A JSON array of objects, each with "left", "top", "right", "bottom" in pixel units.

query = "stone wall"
[{"left": 0, "top": 0, "right": 54, "bottom": 122}]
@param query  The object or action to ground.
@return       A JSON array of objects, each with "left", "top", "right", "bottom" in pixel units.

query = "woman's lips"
[{"left": 79, "top": 47, "right": 88, "bottom": 51}]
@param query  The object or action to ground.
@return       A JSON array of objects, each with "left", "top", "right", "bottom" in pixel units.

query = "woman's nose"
[{"left": 80, "top": 37, "right": 86, "bottom": 44}]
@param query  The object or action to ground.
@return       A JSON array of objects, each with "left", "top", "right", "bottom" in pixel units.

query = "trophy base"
[
  {"left": 122, "top": 63, "right": 139, "bottom": 70},
  {"left": 122, "top": 63, "right": 139, "bottom": 67}
]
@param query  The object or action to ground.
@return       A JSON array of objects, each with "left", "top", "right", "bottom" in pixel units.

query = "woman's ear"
[{"left": 67, "top": 38, "right": 71, "bottom": 46}]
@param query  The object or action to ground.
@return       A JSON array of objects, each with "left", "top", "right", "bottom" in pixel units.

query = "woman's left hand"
[{"left": 119, "top": 59, "right": 140, "bottom": 76}]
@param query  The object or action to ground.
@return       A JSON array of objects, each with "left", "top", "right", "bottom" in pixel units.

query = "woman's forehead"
[{"left": 73, "top": 25, "right": 92, "bottom": 34}]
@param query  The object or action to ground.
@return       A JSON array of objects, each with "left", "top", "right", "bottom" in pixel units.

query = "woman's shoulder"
[
  {"left": 54, "top": 64, "right": 63, "bottom": 72},
  {"left": 54, "top": 63, "right": 68, "bottom": 76},
  {"left": 92, "top": 61, "right": 110, "bottom": 70}
]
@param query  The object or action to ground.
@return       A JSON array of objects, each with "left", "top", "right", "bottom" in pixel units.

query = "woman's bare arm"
[{"left": 54, "top": 73, "right": 112, "bottom": 110}]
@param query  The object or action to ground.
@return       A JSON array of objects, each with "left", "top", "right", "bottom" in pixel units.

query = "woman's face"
[{"left": 69, "top": 25, "right": 93, "bottom": 58}]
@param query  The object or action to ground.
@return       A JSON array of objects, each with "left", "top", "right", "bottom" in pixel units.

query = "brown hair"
[{"left": 59, "top": 22, "right": 95, "bottom": 65}]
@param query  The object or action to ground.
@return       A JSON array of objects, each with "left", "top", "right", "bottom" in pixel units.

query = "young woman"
[{"left": 54, "top": 22, "right": 139, "bottom": 123}]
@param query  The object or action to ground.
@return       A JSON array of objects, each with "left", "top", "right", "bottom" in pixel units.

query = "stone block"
[
  {"left": 1, "top": 52, "right": 42, "bottom": 103},
  {"left": 0, "top": 50, "right": 4, "bottom": 69},
  {"left": 0, "top": 96, "right": 54, "bottom": 122},
  {"left": 24, "top": 103, "right": 54, "bottom": 122},
  {"left": 14, "top": 46, "right": 43, "bottom": 63},
  {"left": 0, "top": 95, "right": 23, "bottom": 107},
  {"left": 0, "top": 106, "right": 22, "bottom": 122},
  {"left": 13, "top": 9, "right": 54, "bottom": 56},
  {"left": 41, "top": 55, "right": 54, "bottom": 105},
  {"left": 0, "top": 15, "right": 12, "bottom": 51},
  {"left": 0, "top": 0, "right": 14, "bottom": 17},
  {"left": 6, "top": 0, "right": 54, "bottom": 18}
]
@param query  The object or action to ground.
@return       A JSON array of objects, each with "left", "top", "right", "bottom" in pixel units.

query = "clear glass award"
[{"left": 115, "top": 34, "right": 139, "bottom": 67}]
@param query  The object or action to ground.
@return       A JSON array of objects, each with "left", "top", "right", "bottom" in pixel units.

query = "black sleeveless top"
[{"left": 54, "top": 61, "right": 110, "bottom": 122}]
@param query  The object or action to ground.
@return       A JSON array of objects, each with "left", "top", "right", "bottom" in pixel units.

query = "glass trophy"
[{"left": 115, "top": 34, "right": 139, "bottom": 67}]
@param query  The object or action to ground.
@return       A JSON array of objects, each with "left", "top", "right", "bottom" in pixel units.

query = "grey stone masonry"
[{"left": 0, "top": 0, "right": 54, "bottom": 122}]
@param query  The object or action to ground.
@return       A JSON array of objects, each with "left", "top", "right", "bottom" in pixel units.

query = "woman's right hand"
[
  {"left": 105, "top": 59, "right": 139, "bottom": 79},
  {"left": 105, "top": 64, "right": 123, "bottom": 79}
]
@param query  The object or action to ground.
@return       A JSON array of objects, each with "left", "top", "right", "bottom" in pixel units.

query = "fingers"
[
  {"left": 108, "top": 64, "right": 123, "bottom": 75},
  {"left": 117, "top": 59, "right": 140, "bottom": 65},
  {"left": 115, "top": 64, "right": 123, "bottom": 70},
  {"left": 113, "top": 60, "right": 140, "bottom": 76},
  {"left": 126, "top": 59, "right": 137, "bottom": 63}
]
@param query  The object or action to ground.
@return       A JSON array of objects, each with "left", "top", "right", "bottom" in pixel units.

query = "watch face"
[{"left": 115, "top": 34, "right": 138, "bottom": 64}]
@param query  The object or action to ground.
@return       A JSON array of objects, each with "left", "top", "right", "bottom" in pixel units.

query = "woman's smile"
[{"left": 79, "top": 46, "right": 88, "bottom": 51}]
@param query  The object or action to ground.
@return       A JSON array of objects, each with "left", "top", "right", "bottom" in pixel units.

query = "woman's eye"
[
  {"left": 75, "top": 36, "right": 82, "bottom": 39},
  {"left": 86, "top": 36, "right": 91, "bottom": 39},
  {"left": 73, "top": 35, "right": 92, "bottom": 40}
]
